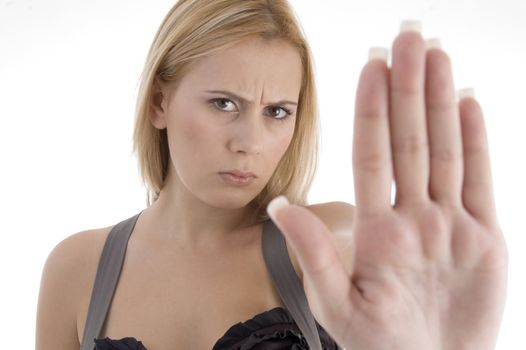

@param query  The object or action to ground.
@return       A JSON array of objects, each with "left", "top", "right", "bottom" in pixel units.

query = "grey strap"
[
  {"left": 79, "top": 212, "right": 142, "bottom": 350},
  {"left": 80, "top": 212, "right": 327, "bottom": 350},
  {"left": 262, "top": 219, "right": 323, "bottom": 350}
]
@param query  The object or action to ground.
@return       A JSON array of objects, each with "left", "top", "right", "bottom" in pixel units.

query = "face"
[{"left": 150, "top": 37, "right": 303, "bottom": 209}]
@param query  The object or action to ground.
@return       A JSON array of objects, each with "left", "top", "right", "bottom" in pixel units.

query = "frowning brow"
[{"left": 204, "top": 90, "right": 298, "bottom": 106}]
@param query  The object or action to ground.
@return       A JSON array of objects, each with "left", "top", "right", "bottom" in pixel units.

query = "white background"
[{"left": 1, "top": 0, "right": 525, "bottom": 348}]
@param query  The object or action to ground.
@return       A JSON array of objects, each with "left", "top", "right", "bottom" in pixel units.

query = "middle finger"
[{"left": 390, "top": 22, "right": 429, "bottom": 206}]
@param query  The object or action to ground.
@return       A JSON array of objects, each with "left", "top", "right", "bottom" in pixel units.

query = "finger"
[
  {"left": 425, "top": 44, "right": 464, "bottom": 208},
  {"left": 267, "top": 196, "right": 352, "bottom": 327},
  {"left": 390, "top": 24, "right": 429, "bottom": 206},
  {"left": 458, "top": 92, "right": 499, "bottom": 228},
  {"left": 353, "top": 49, "right": 392, "bottom": 217}
]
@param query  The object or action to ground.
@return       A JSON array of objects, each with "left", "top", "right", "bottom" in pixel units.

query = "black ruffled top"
[{"left": 93, "top": 307, "right": 340, "bottom": 350}]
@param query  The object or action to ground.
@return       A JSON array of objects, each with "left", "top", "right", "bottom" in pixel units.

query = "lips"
[{"left": 220, "top": 170, "right": 257, "bottom": 178}]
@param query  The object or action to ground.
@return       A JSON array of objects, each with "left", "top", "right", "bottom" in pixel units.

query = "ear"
[{"left": 149, "top": 76, "right": 168, "bottom": 130}]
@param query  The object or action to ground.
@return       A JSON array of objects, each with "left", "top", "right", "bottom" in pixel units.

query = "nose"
[{"left": 229, "top": 109, "right": 264, "bottom": 155}]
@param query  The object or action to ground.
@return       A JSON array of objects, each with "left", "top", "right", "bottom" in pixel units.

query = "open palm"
[{"left": 268, "top": 24, "right": 508, "bottom": 350}]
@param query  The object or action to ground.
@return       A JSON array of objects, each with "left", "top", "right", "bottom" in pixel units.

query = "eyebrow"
[{"left": 204, "top": 90, "right": 298, "bottom": 106}]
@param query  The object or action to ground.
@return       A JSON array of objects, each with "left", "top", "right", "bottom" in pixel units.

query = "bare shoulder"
[
  {"left": 284, "top": 201, "right": 355, "bottom": 283},
  {"left": 36, "top": 224, "right": 114, "bottom": 350},
  {"left": 41, "top": 225, "right": 114, "bottom": 290},
  {"left": 306, "top": 201, "right": 355, "bottom": 235}
]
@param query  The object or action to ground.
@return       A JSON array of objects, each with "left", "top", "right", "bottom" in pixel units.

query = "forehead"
[{"left": 179, "top": 37, "right": 303, "bottom": 97}]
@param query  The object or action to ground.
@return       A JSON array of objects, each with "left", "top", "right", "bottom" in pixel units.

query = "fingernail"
[
  {"left": 267, "top": 195, "right": 290, "bottom": 222},
  {"left": 368, "top": 47, "right": 388, "bottom": 62},
  {"left": 457, "top": 88, "right": 476, "bottom": 100},
  {"left": 400, "top": 20, "right": 422, "bottom": 33},
  {"left": 426, "top": 38, "right": 442, "bottom": 50}
]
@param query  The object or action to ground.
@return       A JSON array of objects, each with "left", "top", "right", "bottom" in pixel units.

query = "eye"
[
  {"left": 210, "top": 98, "right": 237, "bottom": 112},
  {"left": 266, "top": 106, "right": 293, "bottom": 123},
  {"left": 209, "top": 98, "right": 293, "bottom": 123}
]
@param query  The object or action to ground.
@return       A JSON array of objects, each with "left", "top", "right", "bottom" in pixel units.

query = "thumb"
[{"left": 266, "top": 196, "right": 352, "bottom": 325}]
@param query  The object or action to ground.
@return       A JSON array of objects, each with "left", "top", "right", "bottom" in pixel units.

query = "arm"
[{"left": 36, "top": 233, "right": 86, "bottom": 350}]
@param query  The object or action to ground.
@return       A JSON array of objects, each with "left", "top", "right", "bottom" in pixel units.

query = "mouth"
[
  {"left": 219, "top": 172, "right": 256, "bottom": 186},
  {"left": 219, "top": 170, "right": 257, "bottom": 178}
]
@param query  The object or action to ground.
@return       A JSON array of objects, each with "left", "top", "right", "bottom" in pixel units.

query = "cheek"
[
  {"left": 275, "top": 123, "right": 295, "bottom": 155},
  {"left": 265, "top": 126, "right": 296, "bottom": 169},
  {"left": 273, "top": 134, "right": 292, "bottom": 158},
  {"left": 167, "top": 110, "right": 217, "bottom": 166}
]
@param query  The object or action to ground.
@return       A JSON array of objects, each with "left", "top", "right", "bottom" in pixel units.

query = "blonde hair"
[{"left": 132, "top": 0, "right": 320, "bottom": 224}]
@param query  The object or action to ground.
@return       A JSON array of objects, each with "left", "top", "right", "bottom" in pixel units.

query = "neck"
[{"left": 142, "top": 169, "right": 258, "bottom": 250}]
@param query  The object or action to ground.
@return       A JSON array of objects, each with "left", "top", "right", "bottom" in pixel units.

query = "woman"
[{"left": 36, "top": 0, "right": 508, "bottom": 349}]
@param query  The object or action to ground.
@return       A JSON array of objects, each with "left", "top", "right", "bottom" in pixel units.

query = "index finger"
[{"left": 352, "top": 48, "right": 393, "bottom": 217}]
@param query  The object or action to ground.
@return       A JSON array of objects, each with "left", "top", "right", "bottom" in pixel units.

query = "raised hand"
[{"left": 267, "top": 21, "right": 508, "bottom": 350}]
